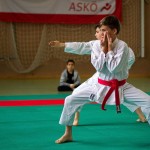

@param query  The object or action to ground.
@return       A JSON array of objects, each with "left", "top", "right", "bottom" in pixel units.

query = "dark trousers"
[{"left": 57, "top": 84, "right": 80, "bottom": 92}]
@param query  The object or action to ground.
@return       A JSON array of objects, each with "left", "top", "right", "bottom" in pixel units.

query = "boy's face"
[
  {"left": 95, "top": 27, "right": 100, "bottom": 39},
  {"left": 96, "top": 25, "right": 117, "bottom": 41},
  {"left": 66, "top": 62, "right": 75, "bottom": 72}
]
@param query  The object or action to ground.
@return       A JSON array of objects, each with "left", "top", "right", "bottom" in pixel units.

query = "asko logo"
[
  {"left": 68, "top": 2, "right": 98, "bottom": 12},
  {"left": 68, "top": 2, "right": 112, "bottom": 13}
]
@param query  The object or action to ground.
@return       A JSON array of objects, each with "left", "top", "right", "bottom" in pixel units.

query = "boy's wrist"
[
  {"left": 101, "top": 46, "right": 108, "bottom": 54},
  {"left": 60, "top": 43, "right": 65, "bottom": 47}
]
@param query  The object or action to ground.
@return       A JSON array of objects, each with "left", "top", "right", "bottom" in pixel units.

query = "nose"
[{"left": 101, "top": 31, "right": 104, "bottom": 35}]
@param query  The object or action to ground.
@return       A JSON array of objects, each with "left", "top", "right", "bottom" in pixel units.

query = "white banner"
[
  {"left": 0, "top": 0, "right": 116, "bottom": 15},
  {"left": 0, "top": 0, "right": 122, "bottom": 24}
]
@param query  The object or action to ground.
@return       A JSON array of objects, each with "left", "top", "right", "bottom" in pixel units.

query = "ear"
[{"left": 113, "top": 28, "right": 117, "bottom": 35}]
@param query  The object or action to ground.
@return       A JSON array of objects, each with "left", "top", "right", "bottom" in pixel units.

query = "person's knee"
[
  {"left": 57, "top": 86, "right": 62, "bottom": 91},
  {"left": 64, "top": 95, "right": 74, "bottom": 106},
  {"left": 72, "top": 88, "right": 78, "bottom": 94}
]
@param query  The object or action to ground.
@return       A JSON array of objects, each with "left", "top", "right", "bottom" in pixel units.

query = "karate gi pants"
[{"left": 59, "top": 82, "right": 150, "bottom": 125}]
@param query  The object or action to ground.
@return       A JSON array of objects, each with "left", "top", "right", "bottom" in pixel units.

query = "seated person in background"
[{"left": 58, "top": 59, "right": 81, "bottom": 92}]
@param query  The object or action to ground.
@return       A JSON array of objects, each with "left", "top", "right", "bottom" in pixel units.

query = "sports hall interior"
[{"left": 0, "top": 1, "right": 150, "bottom": 150}]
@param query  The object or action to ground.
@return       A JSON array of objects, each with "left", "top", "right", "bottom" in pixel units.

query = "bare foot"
[
  {"left": 55, "top": 135, "right": 72, "bottom": 144},
  {"left": 136, "top": 118, "right": 147, "bottom": 123}
]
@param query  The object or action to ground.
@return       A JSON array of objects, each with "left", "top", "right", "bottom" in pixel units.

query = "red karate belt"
[{"left": 98, "top": 78, "right": 126, "bottom": 113}]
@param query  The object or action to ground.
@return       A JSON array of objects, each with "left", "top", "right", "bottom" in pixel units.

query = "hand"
[
  {"left": 70, "top": 84, "right": 75, "bottom": 89},
  {"left": 48, "top": 41, "right": 65, "bottom": 47},
  {"left": 100, "top": 32, "right": 108, "bottom": 53},
  {"left": 106, "top": 33, "right": 113, "bottom": 51}
]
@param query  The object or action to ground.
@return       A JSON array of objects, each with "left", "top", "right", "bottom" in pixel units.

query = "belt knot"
[
  {"left": 111, "top": 79, "right": 118, "bottom": 88},
  {"left": 98, "top": 78, "right": 126, "bottom": 113}
]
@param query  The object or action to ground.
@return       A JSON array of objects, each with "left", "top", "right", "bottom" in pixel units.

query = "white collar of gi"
[{"left": 112, "top": 38, "right": 118, "bottom": 49}]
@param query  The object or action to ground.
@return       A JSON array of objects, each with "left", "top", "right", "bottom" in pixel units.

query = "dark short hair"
[
  {"left": 95, "top": 24, "right": 100, "bottom": 30},
  {"left": 66, "top": 59, "right": 75, "bottom": 65},
  {"left": 99, "top": 15, "right": 121, "bottom": 34}
]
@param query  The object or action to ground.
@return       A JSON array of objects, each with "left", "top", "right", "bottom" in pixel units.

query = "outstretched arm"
[
  {"left": 64, "top": 41, "right": 94, "bottom": 55},
  {"left": 49, "top": 41, "right": 65, "bottom": 47},
  {"left": 49, "top": 40, "right": 97, "bottom": 55}
]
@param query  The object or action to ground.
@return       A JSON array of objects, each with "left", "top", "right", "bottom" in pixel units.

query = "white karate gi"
[
  {"left": 59, "top": 40, "right": 150, "bottom": 126},
  {"left": 65, "top": 40, "right": 136, "bottom": 111}
]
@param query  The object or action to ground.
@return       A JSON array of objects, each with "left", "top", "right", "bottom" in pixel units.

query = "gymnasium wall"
[{"left": 0, "top": 0, "right": 150, "bottom": 79}]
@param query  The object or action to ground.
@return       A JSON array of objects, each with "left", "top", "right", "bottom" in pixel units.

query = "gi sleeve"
[
  {"left": 128, "top": 47, "right": 135, "bottom": 69},
  {"left": 105, "top": 42, "right": 129, "bottom": 73},
  {"left": 64, "top": 41, "right": 96, "bottom": 55},
  {"left": 91, "top": 41, "right": 106, "bottom": 72}
]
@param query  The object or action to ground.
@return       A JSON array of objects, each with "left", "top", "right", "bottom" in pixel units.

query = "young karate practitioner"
[
  {"left": 49, "top": 25, "right": 146, "bottom": 125},
  {"left": 53, "top": 15, "right": 150, "bottom": 144}
]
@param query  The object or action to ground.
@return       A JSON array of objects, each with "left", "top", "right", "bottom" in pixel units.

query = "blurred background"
[{"left": 0, "top": 0, "right": 150, "bottom": 80}]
